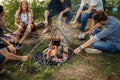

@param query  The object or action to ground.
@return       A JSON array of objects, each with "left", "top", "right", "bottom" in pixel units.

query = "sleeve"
[
  {"left": 46, "top": 0, "right": 54, "bottom": 11},
  {"left": 66, "top": 0, "right": 71, "bottom": 8},
  {"left": 94, "top": 27, "right": 115, "bottom": 41},
  {"left": 80, "top": 0, "right": 85, "bottom": 7},
  {"left": 28, "top": 11, "right": 32, "bottom": 17},
  {"left": 15, "top": 11, "right": 19, "bottom": 18},
  {"left": 90, "top": 0, "right": 99, "bottom": 6}
]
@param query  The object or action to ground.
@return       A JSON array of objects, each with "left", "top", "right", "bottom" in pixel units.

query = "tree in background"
[
  {"left": 31, "top": 0, "right": 47, "bottom": 21},
  {"left": 2, "top": 0, "right": 19, "bottom": 30}
]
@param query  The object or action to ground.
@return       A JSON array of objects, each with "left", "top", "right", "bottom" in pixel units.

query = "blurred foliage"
[{"left": 2, "top": 0, "right": 19, "bottom": 30}]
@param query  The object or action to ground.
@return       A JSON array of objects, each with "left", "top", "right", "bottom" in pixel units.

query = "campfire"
[
  {"left": 32, "top": 36, "right": 72, "bottom": 66},
  {"left": 43, "top": 39, "right": 69, "bottom": 64}
]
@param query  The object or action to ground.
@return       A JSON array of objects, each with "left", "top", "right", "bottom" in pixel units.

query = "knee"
[
  {"left": 81, "top": 14, "right": 89, "bottom": 19},
  {"left": 8, "top": 45, "right": 16, "bottom": 52},
  {"left": 26, "top": 27, "right": 31, "bottom": 33},
  {"left": 67, "top": 11, "right": 74, "bottom": 17},
  {"left": 19, "top": 23, "right": 24, "bottom": 27}
]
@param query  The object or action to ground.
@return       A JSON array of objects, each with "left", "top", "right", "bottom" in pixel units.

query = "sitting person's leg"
[
  {"left": 80, "top": 10, "right": 96, "bottom": 32},
  {"left": 76, "top": 5, "right": 89, "bottom": 24},
  {"left": 4, "top": 34, "right": 16, "bottom": 44},
  {"left": 63, "top": 10, "right": 74, "bottom": 25},
  {"left": 92, "top": 41, "right": 118, "bottom": 53},
  {"left": 7, "top": 45, "right": 16, "bottom": 54},
  {"left": 48, "top": 11, "right": 60, "bottom": 25},
  {"left": 19, "top": 24, "right": 33, "bottom": 44},
  {"left": 76, "top": 5, "right": 96, "bottom": 32},
  {"left": 15, "top": 22, "right": 24, "bottom": 43},
  {"left": 72, "top": 5, "right": 89, "bottom": 28},
  {"left": 43, "top": 11, "right": 58, "bottom": 33}
]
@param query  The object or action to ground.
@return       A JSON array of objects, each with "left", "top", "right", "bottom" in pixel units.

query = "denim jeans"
[
  {"left": 77, "top": 5, "right": 96, "bottom": 32},
  {"left": 92, "top": 29, "right": 118, "bottom": 53},
  {"left": 47, "top": 10, "right": 74, "bottom": 26}
]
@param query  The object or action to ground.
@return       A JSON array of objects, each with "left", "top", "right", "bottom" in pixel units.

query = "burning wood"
[{"left": 43, "top": 43, "right": 69, "bottom": 64}]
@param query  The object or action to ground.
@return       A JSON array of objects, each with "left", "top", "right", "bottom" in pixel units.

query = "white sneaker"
[
  {"left": 90, "top": 35, "right": 94, "bottom": 39},
  {"left": 78, "top": 33, "right": 86, "bottom": 40},
  {"left": 85, "top": 48, "right": 102, "bottom": 54}
]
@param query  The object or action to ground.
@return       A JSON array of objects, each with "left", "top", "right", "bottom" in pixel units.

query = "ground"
[{"left": 1, "top": 19, "right": 120, "bottom": 80}]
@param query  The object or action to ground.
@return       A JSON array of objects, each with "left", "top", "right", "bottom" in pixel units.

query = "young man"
[
  {"left": 0, "top": 37, "right": 28, "bottom": 74},
  {"left": 74, "top": 10, "right": 120, "bottom": 54},
  {"left": 72, "top": 0, "right": 103, "bottom": 38},
  {"left": 43, "top": 0, "right": 74, "bottom": 33}
]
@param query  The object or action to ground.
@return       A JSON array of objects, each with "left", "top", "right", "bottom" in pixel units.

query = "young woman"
[
  {"left": 74, "top": 10, "right": 120, "bottom": 54},
  {"left": 15, "top": 0, "right": 35, "bottom": 49}
]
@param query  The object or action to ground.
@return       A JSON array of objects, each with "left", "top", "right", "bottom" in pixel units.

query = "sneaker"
[
  {"left": 78, "top": 33, "right": 86, "bottom": 40},
  {"left": 85, "top": 48, "right": 102, "bottom": 54},
  {"left": 16, "top": 43, "right": 23, "bottom": 50},
  {"left": 90, "top": 35, "right": 94, "bottom": 39}
]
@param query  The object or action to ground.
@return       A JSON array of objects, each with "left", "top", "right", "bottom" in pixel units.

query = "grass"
[{"left": 1, "top": 10, "right": 120, "bottom": 80}]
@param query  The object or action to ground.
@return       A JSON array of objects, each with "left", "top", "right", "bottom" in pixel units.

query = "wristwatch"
[{"left": 79, "top": 46, "right": 83, "bottom": 50}]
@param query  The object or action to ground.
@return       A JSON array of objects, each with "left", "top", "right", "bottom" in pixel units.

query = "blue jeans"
[
  {"left": 77, "top": 5, "right": 96, "bottom": 32},
  {"left": 92, "top": 29, "right": 118, "bottom": 53},
  {"left": 48, "top": 10, "right": 74, "bottom": 26}
]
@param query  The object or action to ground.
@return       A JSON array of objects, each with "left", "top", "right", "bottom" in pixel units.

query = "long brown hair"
[{"left": 18, "top": 0, "right": 30, "bottom": 15}]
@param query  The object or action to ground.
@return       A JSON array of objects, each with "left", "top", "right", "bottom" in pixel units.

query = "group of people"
[
  {"left": 0, "top": 0, "right": 120, "bottom": 75},
  {"left": 44, "top": 0, "right": 120, "bottom": 54}
]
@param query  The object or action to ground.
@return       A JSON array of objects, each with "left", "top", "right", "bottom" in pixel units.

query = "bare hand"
[
  {"left": 71, "top": 20, "right": 76, "bottom": 26},
  {"left": 21, "top": 56, "right": 28, "bottom": 61},
  {"left": 44, "top": 20, "right": 48, "bottom": 26},
  {"left": 74, "top": 47, "right": 81, "bottom": 54},
  {"left": 85, "top": 30, "right": 92, "bottom": 35},
  {"left": 82, "top": 10, "right": 90, "bottom": 14}
]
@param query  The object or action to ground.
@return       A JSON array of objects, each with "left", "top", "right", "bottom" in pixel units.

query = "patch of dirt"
[{"left": 52, "top": 62, "right": 107, "bottom": 80}]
